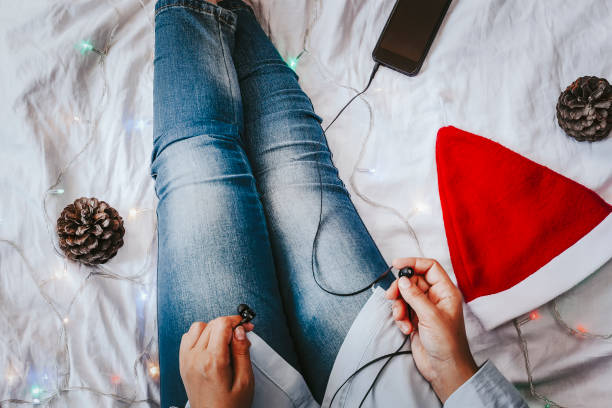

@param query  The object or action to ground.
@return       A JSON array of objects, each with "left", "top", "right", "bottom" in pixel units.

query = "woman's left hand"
[{"left": 179, "top": 316, "right": 255, "bottom": 408}]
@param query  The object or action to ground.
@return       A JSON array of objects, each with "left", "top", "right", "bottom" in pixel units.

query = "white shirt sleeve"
[{"left": 444, "top": 361, "right": 529, "bottom": 408}]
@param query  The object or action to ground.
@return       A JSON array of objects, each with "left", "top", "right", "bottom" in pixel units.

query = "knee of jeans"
[
  {"left": 152, "top": 120, "right": 240, "bottom": 164},
  {"left": 151, "top": 132, "right": 254, "bottom": 201}
]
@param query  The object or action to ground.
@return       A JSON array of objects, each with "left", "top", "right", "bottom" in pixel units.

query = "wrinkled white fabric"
[
  {"left": 1, "top": 0, "right": 611, "bottom": 406},
  {"left": 186, "top": 288, "right": 525, "bottom": 408}
]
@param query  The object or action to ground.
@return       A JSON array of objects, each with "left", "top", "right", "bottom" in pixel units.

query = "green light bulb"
[
  {"left": 286, "top": 57, "right": 298, "bottom": 70},
  {"left": 77, "top": 40, "right": 94, "bottom": 55},
  {"left": 31, "top": 385, "right": 42, "bottom": 396}
]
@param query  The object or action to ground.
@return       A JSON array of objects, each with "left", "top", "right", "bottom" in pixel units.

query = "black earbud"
[
  {"left": 398, "top": 267, "right": 414, "bottom": 278},
  {"left": 236, "top": 304, "right": 256, "bottom": 327}
]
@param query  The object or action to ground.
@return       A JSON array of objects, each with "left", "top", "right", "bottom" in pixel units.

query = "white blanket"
[{"left": 1, "top": 0, "right": 611, "bottom": 406}]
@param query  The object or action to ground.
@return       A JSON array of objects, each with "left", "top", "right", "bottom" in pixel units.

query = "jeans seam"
[
  {"left": 155, "top": 2, "right": 237, "bottom": 29},
  {"left": 217, "top": 19, "right": 238, "bottom": 129}
]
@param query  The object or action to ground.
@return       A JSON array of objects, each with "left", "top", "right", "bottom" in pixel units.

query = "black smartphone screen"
[{"left": 373, "top": 0, "right": 451, "bottom": 76}]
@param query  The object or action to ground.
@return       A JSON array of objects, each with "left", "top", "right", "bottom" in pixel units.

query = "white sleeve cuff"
[{"left": 444, "top": 361, "right": 528, "bottom": 408}]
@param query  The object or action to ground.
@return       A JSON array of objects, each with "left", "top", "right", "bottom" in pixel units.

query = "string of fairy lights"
[
  {"left": 1, "top": 0, "right": 158, "bottom": 406},
  {"left": 1, "top": 0, "right": 610, "bottom": 407},
  {"left": 295, "top": 2, "right": 612, "bottom": 407}
]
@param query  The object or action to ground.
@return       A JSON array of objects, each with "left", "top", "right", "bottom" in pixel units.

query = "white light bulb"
[
  {"left": 129, "top": 208, "right": 138, "bottom": 218},
  {"left": 63, "top": 317, "right": 69, "bottom": 324},
  {"left": 415, "top": 203, "right": 429, "bottom": 213},
  {"left": 55, "top": 265, "right": 67, "bottom": 279},
  {"left": 149, "top": 365, "right": 160, "bottom": 377},
  {"left": 356, "top": 168, "right": 376, "bottom": 173}
]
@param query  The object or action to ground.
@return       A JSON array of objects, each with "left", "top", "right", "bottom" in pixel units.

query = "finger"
[
  {"left": 195, "top": 320, "right": 214, "bottom": 350},
  {"left": 427, "top": 281, "right": 459, "bottom": 305},
  {"left": 385, "top": 280, "right": 399, "bottom": 300},
  {"left": 387, "top": 273, "right": 429, "bottom": 299},
  {"left": 395, "top": 318, "right": 413, "bottom": 335},
  {"left": 208, "top": 316, "right": 244, "bottom": 356},
  {"left": 397, "top": 276, "right": 438, "bottom": 321},
  {"left": 195, "top": 315, "right": 243, "bottom": 351},
  {"left": 394, "top": 257, "right": 456, "bottom": 290},
  {"left": 392, "top": 299, "right": 407, "bottom": 321},
  {"left": 182, "top": 322, "right": 207, "bottom": 351},
  {"left": 415, "top": 275, "right": 430, "bottom": 293},
  {"left": 231, "top": 326, "right": 254, "bottom": 392}
]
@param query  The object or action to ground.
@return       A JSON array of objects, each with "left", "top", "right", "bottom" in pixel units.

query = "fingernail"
[
  {"left": 398, "top": 277, "right": 411, "bottom": 289},
  {"left": 235, "top": 325, "right": 246, "bottom": 341},
  {"left": 398, "top": 321, "right": 411, "bottom": 334},
  {"left": 392, "top": 304, "right": 399, "bottom": 319}
]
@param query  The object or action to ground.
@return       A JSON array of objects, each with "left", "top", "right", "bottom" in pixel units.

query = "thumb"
[
  {"left": 231, "top": 326, "right": 254, "bottom": 391},
  {"left": 398, "top": 277, "right": 437, "bottom": 322}
]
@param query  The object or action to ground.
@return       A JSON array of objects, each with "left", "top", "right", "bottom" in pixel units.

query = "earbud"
[
  {"left": 236, "top": 303, "right": 256, "bottom": 327},
  {"left": 398, "top": 267, "right": 414, "bottom": 278}
]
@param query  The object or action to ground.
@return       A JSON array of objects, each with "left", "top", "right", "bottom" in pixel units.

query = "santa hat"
[{"left": 436, "top": 126, "right": 612, "bottom": 330}]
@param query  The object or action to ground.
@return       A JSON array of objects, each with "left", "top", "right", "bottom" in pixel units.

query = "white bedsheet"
[{"left": 1, "top": 0, "right": 611, "bottom": 406}]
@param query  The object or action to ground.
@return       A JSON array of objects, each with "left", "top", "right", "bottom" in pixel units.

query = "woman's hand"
[
  {"left": 386, "top": 258, "right": 478, "bottom": 403},
  {"left": 179, "top": 316, "right": 255, "bottom": 408}
]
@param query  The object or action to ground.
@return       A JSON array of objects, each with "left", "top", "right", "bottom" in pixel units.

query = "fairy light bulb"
[
  {"left": 140, "top": 290, "right": 148, "bottom": 301},
  {"left": 129, "top": 207, "right": 152, "bottom": 219},
  {"left": 529, "top": 310, "right": 540, "bottom": 320},
  {"left": 576, "top": 325, "right": 587, "bottom": 334},
  {"left": 49, "top": 188, "right": 64, "bottom": 195},
  {"left": 414, "top": 203, "right": 429, "bottom": 213},
  {"left": 357, "top": 167, "right": 376, "bottom": 173},
  {"left": 286, "top": 57, "right": 298, "bottom": 70},
  {"left": 77, "top": 40, "right": 94, "bottom": 55},
  {"left": 135, "top": 119, "right": 146, "bottom": 130},
  {"left": 148, "top": 364, "right": 160, "bottom": 378},
  {"left": 55, "top": 264, "right": 68, "bottom": 279},
  {"left": 110, "top": 374, "right": 121, "bottom": 385},
  {"left": 63, "top": 317, "right": 70, "bottom": 324},
  {"left": 31, "top": 385, "right": 42, "bottom": 397}
]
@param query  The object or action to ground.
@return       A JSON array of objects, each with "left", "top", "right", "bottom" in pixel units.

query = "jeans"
[{"left": 152, "top": 1, "right": 393, "bottom": 406}]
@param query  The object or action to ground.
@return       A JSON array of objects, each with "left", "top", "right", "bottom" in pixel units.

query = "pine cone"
[
  {"left": 556, "top": 76, "right": 612, "bottom": 142},
  {"left": 56, "top": 197, "right": 125, "bottom": 265}
]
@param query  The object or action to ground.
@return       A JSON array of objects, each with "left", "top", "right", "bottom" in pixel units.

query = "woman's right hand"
[
  {"left": 385, "top": 257, "right": 478, "bottom": 403},
  {"left": 179, "top": 316, "right": 255, "bottom": 408}
]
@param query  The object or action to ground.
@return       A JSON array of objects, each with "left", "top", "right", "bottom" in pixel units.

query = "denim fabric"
[{"left": 152, "top": 1, "right": 393, "bottom": 406}]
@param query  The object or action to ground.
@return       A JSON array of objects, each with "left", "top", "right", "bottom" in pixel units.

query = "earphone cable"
[
  {"left": 328, "top": 336, "right": 411, "bottom": 408},
  {"left": 309, "top": 62, "right": 417, "bottom": 407},
  {"left": 311, "top": 63, "right": 385, "bottom": 297}
]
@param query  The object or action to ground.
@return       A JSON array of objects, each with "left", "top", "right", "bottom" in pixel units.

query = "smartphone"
[{"left": 372, "top": 0, "right": 451, "bottom": 76}]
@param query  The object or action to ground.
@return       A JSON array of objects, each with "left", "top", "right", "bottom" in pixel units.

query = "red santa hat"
[{"left": 436, "top": 126, "right": 612, "bottom": 330}]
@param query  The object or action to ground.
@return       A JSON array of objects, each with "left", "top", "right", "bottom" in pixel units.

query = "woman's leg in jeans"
[
  {"left": 218, "top": 1, "right": 394, "bottom": 401},
  {"left": 152, "top": 1, "right": 299, "bottom": 407}
]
